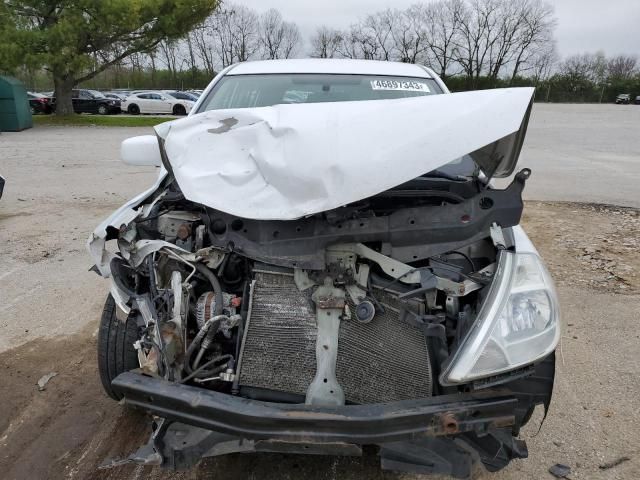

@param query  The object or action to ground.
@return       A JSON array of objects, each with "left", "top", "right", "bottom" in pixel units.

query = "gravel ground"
[
  {"left": 0, "top": 104, "right": 639, "bottom": 479},
  {"left": 495, "top": 103, "right": 640, "bottom": 208}
]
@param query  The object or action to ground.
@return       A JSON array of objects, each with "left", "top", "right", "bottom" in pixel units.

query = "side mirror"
[{"left": 120, "top": 135, "right": 162, "bottom": 167}]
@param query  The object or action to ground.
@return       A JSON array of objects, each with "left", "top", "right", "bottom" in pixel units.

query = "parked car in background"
[
  {"left": 615, "top": 93, "right": 631, "bottom": 104},
  {"left": 111, "top": 90, "right": 132, "bottom": 98},
  {"left": 635, "top": 96, "right": 640, "bottom": 105},
  {"left": 163, "top": 90, "right": 199, "bottom": 101},
  {"left": 27, "top": 92, "right": 54, "bottom": 114},
  {"left": 121, "top": 91, "right": 193, "bottom": 115},
  {"left": 49, "top": 89, "right": 121, "bottom": 114},
  {"left": 75, "top": 89, "right": 121, "bottom": 114},
  {"left": 103, "top": 92, "right": 127, "bottom": 101}
]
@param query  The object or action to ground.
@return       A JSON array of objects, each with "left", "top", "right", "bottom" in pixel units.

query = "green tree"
[
  {"left": 1, "top": 0, "right": 219, "bottom": 115},
  {"left": 0, "top": 2, "right": 21, "bottom": 70}
]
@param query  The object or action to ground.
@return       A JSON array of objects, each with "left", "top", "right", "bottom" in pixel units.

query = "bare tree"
[
  {"left": 607, "top": 55, "right": 638, "bottom": 80},
  {"left": 453, "top": 0, "right": 502, "bottom": 84},
  {"left": 560, "top": 52, "right": 607, "bottom": 85},
  {"left": 450, "top": 0, "right": 556, "bottom": 85},
  {"left": 391, "top": 5, "right": 431, "bottom": 64},
  {"left": 339, "top": 20, "right": 387, "bottom": 60},
  {"left": 509, "top": 0, "right": 556, "bottom": 82},
  {"left": 189, "top": 23, "right": 216, "bottom": 76},
  {"left": 148, "top": 50, "right": 158, "bottom": 87},
  {"left": 260, "top": 9, "right": 301, "bottom": 59},
  {"left": 338, "top": 8, "right": 428, "bottom": 63},
  {"left": 120, "top": 0, "right": 560, "bottom": 86},
  {"left": 336, "top": 25, "right": 368, "bottom": 59},
  {"left": 424, "top": 0, "right": 465, "bottom": 78},
  {"left": 529, "top": 44, "right": 557, "bottom": 83},
  {"left": 185, "top": 35, "right": 199, "bottom": 83},
  {"left": 157, "top": 39, "right": 184, "bottom": 86},
  {"left": 209, "top": 4, "right": 260, "bottom": 68},
  {"left": 361, "top": 10, "right": 396, "bottom": 60},
  {"left": 560, "top": 54, "right": 591, "bottom": 79},
  {"left": 310, "top": 26, "right": 343, "bottom": 58},
  {"left": 591, "top": 51, "right": 608, "bottom": 85},
  {"left": 486, "top": 0, "right": 528, "bottom": 79},
  {"left": 280, "top": 21, "right": 302, "bottom": 59}
]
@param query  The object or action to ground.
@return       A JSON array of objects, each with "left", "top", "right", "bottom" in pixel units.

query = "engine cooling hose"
[
  {"left": 184, "top": 315, "right": 226, "bottom": 374},
  {"left": 181, "top": 354, "right": 233, "bottom": 383},
  {"left": 182, "top": 263, "right": 227, "bottom": 373},
  {"left": 195, "top": 263, "right": 224, "bottom": 317}
]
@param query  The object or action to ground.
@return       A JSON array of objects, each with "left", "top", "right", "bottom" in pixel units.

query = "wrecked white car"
[{"left": 89, "top": 60, "right": 559, "bottom": 478}]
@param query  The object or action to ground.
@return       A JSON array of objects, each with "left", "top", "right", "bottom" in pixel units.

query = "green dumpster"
[{"left": 0, "top": 76, "right": 33, "bottom": 132}]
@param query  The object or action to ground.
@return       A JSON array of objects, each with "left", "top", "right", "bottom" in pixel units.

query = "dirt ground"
[{"left": 0, "top": 110, "right": 639, "bottom": 480}]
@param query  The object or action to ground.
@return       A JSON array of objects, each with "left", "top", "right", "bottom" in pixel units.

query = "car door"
[
  {"left": 146, "top": 93, "right": 160, "bottom": 113},
  {"left": 129, "top": 93, "right": 153, "bottom": 113},
  {"left": 78, "top": 90, "right": 91, "bottom": 113},
  {"left": 71, "top": 89, "right": 81, "bottom": 113},
  {"left": 149, "top": 93, "right": 171, "bottom": 114},
  {"left": 140, "top": 93, "right": 158, "bottom": 113},
  {"left": 78, "top": 90, "right": 97, "bottom": 113},
  {"left": 159, "top": 94, "right": 174, "bottom": 114}
]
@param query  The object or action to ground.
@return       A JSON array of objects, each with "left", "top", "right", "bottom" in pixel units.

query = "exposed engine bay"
[{"left": 103, "top": 168, "right": 530, "bottom": 404}]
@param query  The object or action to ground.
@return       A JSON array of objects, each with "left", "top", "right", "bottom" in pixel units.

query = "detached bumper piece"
[{"left": 111, "top": 372, "right": 528, "bottom": 478}]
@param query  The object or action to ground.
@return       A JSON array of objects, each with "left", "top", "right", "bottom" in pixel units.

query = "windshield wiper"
[
  {"left": 375, "top": 189, "right": 465, "bottom": 203},
  {"left": 420, "top": 171, "right": 468, "bottom": 182}
]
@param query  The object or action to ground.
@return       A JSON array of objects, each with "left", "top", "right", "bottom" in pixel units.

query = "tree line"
[
  {"left": 87, "top": 0, "right": 560, "bottom": 91},
  {"left": 2, "top": 0, "right": 640, "bottom": 110},
  {"left": 309, "top": 0, "right": 556, "bottom": 87}
]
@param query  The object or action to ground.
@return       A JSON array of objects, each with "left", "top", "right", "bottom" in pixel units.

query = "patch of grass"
[{"left": 33, "top": 114, "right": 176, "bottom": 127}]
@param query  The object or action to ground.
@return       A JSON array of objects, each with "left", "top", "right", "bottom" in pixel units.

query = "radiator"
[{"left": 238, "top": 269, "right": 432, "bottom": 404}]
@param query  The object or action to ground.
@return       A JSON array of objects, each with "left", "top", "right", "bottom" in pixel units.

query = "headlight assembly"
[{"left": 440, "top": 250, "right": 560, "bottom": 385}]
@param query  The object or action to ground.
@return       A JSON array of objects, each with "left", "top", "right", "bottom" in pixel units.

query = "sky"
[{"left": 240, "top": 0, "right": 640, "bottom": 58}]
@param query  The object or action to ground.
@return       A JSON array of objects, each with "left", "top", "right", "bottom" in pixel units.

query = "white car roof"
[{"left": 226, "top": 59, "right": 433, "bottom": 78}]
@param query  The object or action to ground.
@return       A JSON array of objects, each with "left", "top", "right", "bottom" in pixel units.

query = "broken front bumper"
[{"left": 111, "top": 354, "right": 554, "bottom": 478}]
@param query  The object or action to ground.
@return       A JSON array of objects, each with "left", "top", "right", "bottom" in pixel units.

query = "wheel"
[
  {"left": 128, "top": 104, "right": 140, "bottom": 115},
  {"left": 30, "top": 106, "right": 35, "bottom": 115},
  {"left": 173, "top": 104, "right": 186, "bottom": 116},
  {"left": 97, "top": 294, "right": 139, "bottom": 400},
  {"left": 98, "top": 104, "right": 108, "bottom": 115}
]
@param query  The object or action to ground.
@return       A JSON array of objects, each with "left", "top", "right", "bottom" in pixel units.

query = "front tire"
[
  {"left": 97, "top": 294, "right": 139, "bottom": 400},
  {"left": 128, "top": 104, "right": 140, "bottom": 115},
  {"left": 98, "top": 104, "right": 108, "bottom": 115},
  {"left": 173, "top": 104, "right": 186, "bottom": 116}
]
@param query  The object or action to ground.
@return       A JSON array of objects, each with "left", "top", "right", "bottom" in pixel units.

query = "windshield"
[
  {"left": 195, "top": 72, "right": 475, "bottom": 177},
  {"left": 167, "top": 91, "right": 197, "bottom": 101},
  {"left": 198, "top": 74, "right": 442, "bottom": 112},
  {"left": 88, "top": 90, "right": 106, "bottom": 99}
]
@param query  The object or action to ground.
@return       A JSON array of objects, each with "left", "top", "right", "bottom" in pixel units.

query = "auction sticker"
[{"left": 370, "top": 79, "right": 430, "bottom": 92}]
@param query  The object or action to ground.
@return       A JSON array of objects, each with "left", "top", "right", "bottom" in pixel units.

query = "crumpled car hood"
[{"left": 158, "top": 87, "right": 534, "bottom": 220}]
